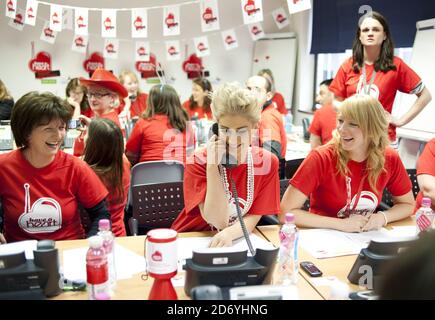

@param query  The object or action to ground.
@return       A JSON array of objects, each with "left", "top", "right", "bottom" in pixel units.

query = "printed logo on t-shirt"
[
  {"left": 18, "top": 183, "right": 62, "bottom": 233},
  {"left": 337, "top": 191, "right": 378, "bottom": 218},
  {"left": 356, "top": 76, "right": 380, "bottom": 100}
]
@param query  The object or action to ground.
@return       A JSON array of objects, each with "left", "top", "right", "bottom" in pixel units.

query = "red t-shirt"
[
  {"left": 103, "top": 156, "right": 131, "bottom": 237},
  {"left": 259, "top": 104, "right": 287, "bottom": 159},
  {"left": 117, "top": 93, "right": 148, "bottom": 118},
  {"left": 290, "top": 144, "right": 411, "bottom": 218},
  {"left": 308, "top": 104, "right": 337, "bottom": 145},
  {"left": 329, "top": 57, "right": 422, "bottom": 141},
  {"left": 171, "top": 146, "right": 280, "bottom": 232},
  {"left": 272, "top": 92, "right": 287, "bottom": 115},
  {"left": 73, "top": 110, "right": 122, "bottom": 157},
  {"left": 0, "top": 150, "right": 108, "bottom": 242},
  {"left": 415, "top": 138, "right": 435, "bottom": 211},
  {"left": 125, "top": 114, "right": 193, "bottom": 164},
  {"left": 183, "top": 100, "right": 213, "bottom": 120},
  {"left": 81, "top": 107, "right": 94, "bottom": 119}
]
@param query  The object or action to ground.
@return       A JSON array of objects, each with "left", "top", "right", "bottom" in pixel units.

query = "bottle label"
[{"left": 86, "top": 264, "right": 109, "bottom": 285}]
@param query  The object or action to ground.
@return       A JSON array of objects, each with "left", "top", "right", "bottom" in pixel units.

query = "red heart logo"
[
  {"left": 28, "top": 52, "right": 52, "bottom": 72},
  {"left": 151, "top": 250, "right": 162, "bottom": 262},
  {"left": 136, "top": 53, "right": 157, "bottom": 78},
  {"left": 83, "top": 52, "right": 105, "bottom": 72}
]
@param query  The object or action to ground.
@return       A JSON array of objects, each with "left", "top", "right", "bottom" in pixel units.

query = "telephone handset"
[{"left": 211, "top": 123, "right": 238, "bottom": 169}]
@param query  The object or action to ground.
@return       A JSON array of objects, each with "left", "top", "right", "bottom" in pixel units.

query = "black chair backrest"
[
  {"left": 285, "top": 158, "right": 304, "bottom": 179},
  {"left": 380, "top": 168, "right": 420, "bottom": 209},
  {"left": 132, "top": 181, "right": 184, "bottom": 230}
]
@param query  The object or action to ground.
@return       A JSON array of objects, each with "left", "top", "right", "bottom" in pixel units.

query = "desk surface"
[
  {"left": 257, "top": 217, "right": 415, "bottom": 300},
  {"left": 53, "top": 229, "right": 322, "bottom": 300}
]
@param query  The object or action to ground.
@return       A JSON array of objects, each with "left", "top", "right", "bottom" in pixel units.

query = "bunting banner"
[
  {"left": 75, "top": 8, "right": 89, "bottom": 35},
  {"left": 272, "top": 7, "right": 289, "bottom": 29},
  {"left": 5, "top": 0, "right": 17, "bottom": 19},
  {"left": 194, "top": 36, "right": 210, "bottom": 57},
  {"left": 131, "top": 8, "right": 148, "bottom": 38},
  {"left": 221, "top": 29, "right": 238, "bottom": 51},
  {"left": 24, "top": 0, "right": 38, "bottom": 26},
  {"left": 62, "top": 8, "right": 73, "bottom": 31},
  {"left": 241, "top": 0, "right": 263, "bottom": 25},
  {"left": 135, "top": 41, "right": 150, "bottom": 62},
  {"left": 287, "top": 0, "right": 312, "bottom": 14},
  {"left": 8, "top": 8, "right": 24, "bottom": 31},
  {"left": 101, "top": 9, "right": 117, "bottom": 38},
  {"left": 249, "top": 23, "right": 265, "bottom": 41},
  {"left": 163, "top": 6, "right": 180, "bottom": 36},
  {"left": 165, "top": 40, "right": 181, "bottom": 61},
  {"left": 49, "top": 4, "right": 62, "bottom": 32},
  {"left": 40, "top": 21, "right": 57, "bottom": 44},
  {"left": 71, "top": 34, "right": 88, "bottom": 54},
  {"left": 200, "top": 0, "right": 220, "bottom": 32},
  {"left": 103, "top": 38, "right": 119, "bottom": 59}
]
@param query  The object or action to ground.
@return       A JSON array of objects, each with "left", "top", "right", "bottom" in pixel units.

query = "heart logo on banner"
[
  {"left": 168, "top": 46, "right": 178, "bottom": 55},
  {"left": 197, "top": 42, "right": 207, "bottom": 52},
  {"left": 14, "top": 13, "right": 24, "bottom": 24},
  {"left": 276, "top": 14, "right": 287, "bottom": 24},
  {"left": 182, "top": 54, "right": 203, "bottom": 78},
  {"left": 225, "top": 35, "right": 236, "bottom": 45},
  {"left": 44, "top": 27, "right": 55, "bottom": 38},
  {"left": 28, "top": 51, "right": 52, "bottom": 72},
  {"left": 244, "top": 0, "right": 260, "bottom": 16},
  {"left": 134, "top": 16, "right": 146, "bottom": 30},
  {"left": 105, "top": 43, "right": 116, "bottom": 53},
  {"left": 75, "top": 37, "right": 85, "bottom": 47},
  {"left": 27, "top": 6, "right": 34, "bottom": 18},
  {"left": 77, "top": 16, "right": 86, "bottom": 28},
  {"left": 165, "top": 13, "right": 178, "bottom": 29},
  {"left": 104, "top": 17, "right": 114, "bottom": 30},
  {"left": 202, "top": 7, "right": 217, "bottom": 24},
  {"left": 52, "top": 12, "right": 60, "bottom": 24},
  {"left": 137, "top": 46, "right": 147, "bottom": 56},
  {"left": 251, "top": 26, "right": 261, "bottom": 35},
  {"left": 83, "top": 52, "right": 105, "bottom": 73},
  {"left": 135, "top": 53, "right": 157, "bottom": 78}
]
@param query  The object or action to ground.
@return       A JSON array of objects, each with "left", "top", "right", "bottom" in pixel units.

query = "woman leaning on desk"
[
  {"left": 0, "top": 92, "right": 110, "bottom": 244},
  {"left": 329, "top": 11, "right": 431, "bottom": 148},
  {"left": 280, "top": 95, "right": 415, "bottom": 233},
  {"left": 171, "top": 82, "right": 280, "bottom": 247}
]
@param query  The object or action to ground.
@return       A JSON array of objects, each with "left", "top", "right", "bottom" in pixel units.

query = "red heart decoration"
[
  {"left": 28, "top": 52, "right": 52, "bottom": 72},
  {"left": 83, "top": 52, "right": 105, "bottom": 73},
  {"left": 136, "top": 53, "right": 157, "bottom": 78}
]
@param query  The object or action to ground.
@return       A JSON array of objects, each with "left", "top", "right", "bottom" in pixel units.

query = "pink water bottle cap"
[
  {"left": 285, "top": 213, "right": 295, "bottom": 223},
  {"left": 422, "top": 197, "right": 432, "bottom": 207},
  {"left": 99, "top": 219, "right": 110, "bottom": 231}
]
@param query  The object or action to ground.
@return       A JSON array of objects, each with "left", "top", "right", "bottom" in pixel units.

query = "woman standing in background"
[
  {"left": 183, "top": 78, "right": 213, "bottom": 120},
  {"left": 65, "top": 78, "right": 93, "bottom": 119}
]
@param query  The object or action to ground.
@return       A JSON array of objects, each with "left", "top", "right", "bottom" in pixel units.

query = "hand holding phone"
[
  {"left": 300, "top": 261, "right": 323, "bottom": 277},
  {"left": 68, "top": 119, "right": 82, "bottom": 130},
  {"left": 210, "top": 123, "right": 238, "bottom": 168}
]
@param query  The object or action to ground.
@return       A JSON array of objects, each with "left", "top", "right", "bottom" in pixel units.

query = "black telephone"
[{"left": 211, "top": 123, "right": 238, "bottom": 169}]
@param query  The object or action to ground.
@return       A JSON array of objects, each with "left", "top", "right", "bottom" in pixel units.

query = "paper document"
[
  {"left": 62, "top": 242, "right": 145, "bottom": 281},
  {"left": 0, "top": 240, "right": 37, "bottom": 259},
  {"left": 299, "top": 227, "right": 417, "bottom": 259}
]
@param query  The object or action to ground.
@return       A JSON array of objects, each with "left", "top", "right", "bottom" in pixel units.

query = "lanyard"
[
  {"left": 361, "top": 63, "right": 377, "bottom": 95},
  {"left": 344, "top": 173, "right": 367, "bottom": 217}
]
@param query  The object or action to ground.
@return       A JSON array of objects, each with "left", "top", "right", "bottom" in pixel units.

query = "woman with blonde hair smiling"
[{"left": 280, "top": 94, "right": 414, "bottom": 232}]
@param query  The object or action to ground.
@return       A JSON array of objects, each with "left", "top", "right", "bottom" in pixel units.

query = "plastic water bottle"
[
  {"left": 416, "top": 197, "right": 434, "bottom": 234},
  {"left": 98, "top": 219, "right": 116, "bottom": 291},
  {"left": 86, "top": 235, "right": 110, "bottom": 300},
  {"left": 276, "top": 213, "right": 299, "bottom": 285},
  {"left": 284, "top": 113, "right": 293, "bottom": 134}
]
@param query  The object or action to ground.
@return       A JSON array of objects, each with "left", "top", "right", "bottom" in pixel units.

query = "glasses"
[{"left": 88, "top": 92, "right": 111, "bottom": 99}]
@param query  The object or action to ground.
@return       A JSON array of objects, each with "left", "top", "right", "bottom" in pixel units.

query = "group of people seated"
[{"left": 0, "top": 12, "right": 433, "bottom": 257}]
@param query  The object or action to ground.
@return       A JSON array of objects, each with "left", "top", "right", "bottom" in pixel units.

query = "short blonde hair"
[
  {"left": 119, "top": 70, "right": 142, "bottom": 94},
  {"left": 211, "top": 82, "right": 261, "bottom": 123},
  {"left": 330, "top": 94, "right": 390, "bottom": 192}
]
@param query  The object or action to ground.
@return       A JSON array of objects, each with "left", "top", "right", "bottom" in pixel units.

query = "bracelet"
[{"left": 379, "top": 211, "right": 388, "bottom": 226}]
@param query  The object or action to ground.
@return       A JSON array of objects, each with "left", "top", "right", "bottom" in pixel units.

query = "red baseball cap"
[{"left": 80, "top": 68, "right": 128, "bottom": 98}]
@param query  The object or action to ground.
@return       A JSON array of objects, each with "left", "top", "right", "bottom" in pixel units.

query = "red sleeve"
[
  {"left": 396, "top": 58, "right": 423, "bottom": 94},
  {"left": 308, "top": 110, "right": 322, "bottom": 137},
  {"left": 125, "top": 119, "right": 145, "bottom": 157},
  {"left": 273, "top": 93, "right": 287, "bottom": 114},
  {"left": 260, "top": 111, "right": 282, "bottom": 144},
  {"left": 73, "top": 132, "right": 85, "bottom": 157},
  {"left": 75, "top": 159, "right": 109, "bottom": 208},
  {"left": 417, "top": 139, "right": 435, "bottom": 175},
  {"left": 289, "top": 149, "right": 325, "bottom": 197},
  {"left": 385, "top": 149, "right": 412, "bottom": 197},
  {"left": 248, "top": 152, "right": 280, "bottom": 215},
  {"left": 329, "top": 61, "right": 350, "bottom": 99},
  {"left": 116, "top": 99, "right": 125, "bottom": 115}
]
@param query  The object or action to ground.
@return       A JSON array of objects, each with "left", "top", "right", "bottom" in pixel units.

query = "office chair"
[
  {"left": 378, "top": 169, "right": 420, "bottom": 210},
  {"left": 301, "top": 118, "right": 311, "bottom": 142},
  {"left": 285, "top": 158, "right": 304, "bottom": 179},
  {"left": 126, "top": 160, "right": 184, "bottom": 235}
]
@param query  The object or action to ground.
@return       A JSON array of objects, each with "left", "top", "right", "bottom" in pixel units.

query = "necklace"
[{"left": 218, "top": 148, "right": 254, "bottom": 226}]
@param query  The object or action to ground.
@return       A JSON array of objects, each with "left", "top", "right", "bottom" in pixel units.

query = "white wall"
[{"left": 0, "top": 0, "right": 297, "bottom": 104}]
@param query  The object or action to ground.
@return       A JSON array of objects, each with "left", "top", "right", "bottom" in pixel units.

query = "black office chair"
[
  {"left": 378, "top": 169, "right": 420, "bottom": 210},
  {"left": 285, "top": 158, "right": 305, "bottom": 179},
  {"left": 129, "top": 181, "right": 185, "bottom": 235}
]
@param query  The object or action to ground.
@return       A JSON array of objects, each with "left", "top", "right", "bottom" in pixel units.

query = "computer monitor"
[{"left": 347, "top": 239, "right": 416, "bottom": 291}]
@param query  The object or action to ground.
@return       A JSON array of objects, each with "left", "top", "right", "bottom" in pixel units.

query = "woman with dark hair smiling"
[{"left": 329, "top": 11, "right": 431, "bottom": 148}]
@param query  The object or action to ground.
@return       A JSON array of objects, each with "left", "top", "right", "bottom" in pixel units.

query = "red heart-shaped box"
[
  {"left": 28, "top": 51, "right": 52, "bottom": 72},
  {"left": 83, "top": 52, "right": 105, "bottom": 73}
]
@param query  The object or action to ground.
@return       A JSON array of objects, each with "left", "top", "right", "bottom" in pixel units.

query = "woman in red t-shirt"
[
  {"left": 183, "top": 77, "right": 213, "bottom": 120},
  {"left": 329, "top": 11, "right": 431, "bottom": 145},
  {"left": 118, "top": 70, "right": 148, "bottom": 120},
  {"left": 415, "top": 138, "right": 435, "bottom": 211},
  {"left": 83, "top": 118, "right": 131, "bottom": 237},
  {"left": 73, "top": 68, "right": 128, "bottom": 156},
  {"left": 65, "top": 78, "right": 94, "bottom": 118},
  {"left": 258, "top": 69, "right": 287, "bottom": 115},
  {"left": 125, "top": 84, "right": 193, "bottom": 165},
  {"left": 280, "top": 95, "right": 415, "bottom": 233},
  {"left": 0, "top": 92, "right": 110, "bottom": 243},
  {"left": 172, "top": 82, "right": 280, "bottom": 247}
]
